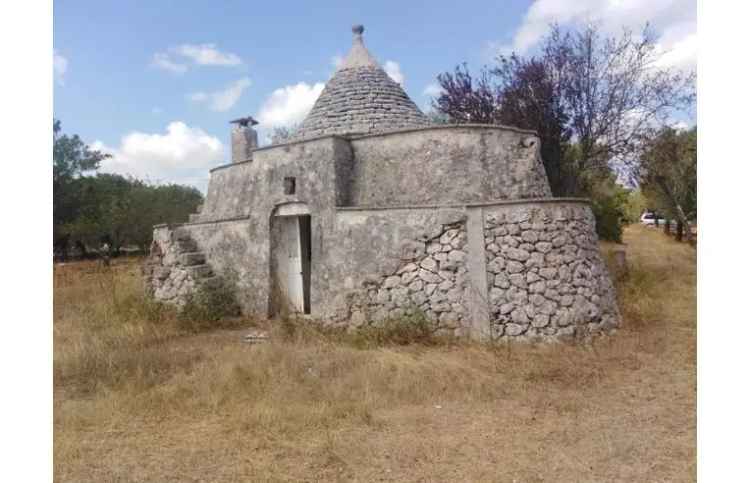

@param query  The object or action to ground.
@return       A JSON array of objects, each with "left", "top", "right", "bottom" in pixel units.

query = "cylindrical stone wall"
[{"left": 482, "top": 201, "right": 620, "bottom": 340}]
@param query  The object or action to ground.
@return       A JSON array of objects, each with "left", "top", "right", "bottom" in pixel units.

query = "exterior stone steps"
[
  {"left": 198, "top": 276, "right": 223, "bottom": 289},
  {"left": 176, "top": 239, "right": 198, "bottom": 252},
  {"left": 187, "top": 264, "right": 213, "bottom": 279},
  {"left": 180, "top": 252, "right": 206, "bottom": 266}
]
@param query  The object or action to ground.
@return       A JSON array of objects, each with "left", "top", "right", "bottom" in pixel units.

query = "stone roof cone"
[{"left": 292, "top": 25, "right": 430, "bottom": 140}]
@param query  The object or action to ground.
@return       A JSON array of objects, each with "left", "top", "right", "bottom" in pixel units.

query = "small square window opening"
[{"left": 284, "top": 177, "right": 296, "bottom": 195}]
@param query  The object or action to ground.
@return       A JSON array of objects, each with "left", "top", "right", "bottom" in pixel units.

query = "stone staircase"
[{"left": 144, "top": 227, "right": 221, "bottom": 305}]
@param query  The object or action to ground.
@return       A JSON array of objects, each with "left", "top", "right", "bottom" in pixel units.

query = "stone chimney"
[{"left": 230, "top": 116, "right": 259, "bottom": 163}]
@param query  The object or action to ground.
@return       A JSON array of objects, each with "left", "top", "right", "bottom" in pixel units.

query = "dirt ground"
[{"left": 54, "top": 225, "right": 696, "bottom": 482}]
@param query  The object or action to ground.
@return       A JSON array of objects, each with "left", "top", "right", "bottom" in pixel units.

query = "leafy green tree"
[
  {"left": 639, "top": 126, "right": 697, "bottom": 241},
  {"left": 623, "top": 189, "right": 649, "bottom": 224},
  {"left": 53, "top": 120, "right": 204, "bottom": 258},
  {"left": 62, "top": 174, "right": 203, "bottom": 255},
  {"left": 53, "top": 119, "right": 111, "bottom": 259}
]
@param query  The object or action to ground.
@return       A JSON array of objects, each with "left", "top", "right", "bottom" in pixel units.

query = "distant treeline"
[{"left": 54, "top": 120, "right": 203, "bottom": 261}]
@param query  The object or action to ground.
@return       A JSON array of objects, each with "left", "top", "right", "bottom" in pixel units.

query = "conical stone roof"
[{"left": 292, "top": 25, "right": 430, "bottom": 140}]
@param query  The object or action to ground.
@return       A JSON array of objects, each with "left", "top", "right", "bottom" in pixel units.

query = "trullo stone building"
[{"left": 144, "top": 25, "right": 621, "bottom": 341}]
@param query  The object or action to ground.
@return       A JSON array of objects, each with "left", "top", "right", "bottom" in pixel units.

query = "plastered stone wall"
[
  {"left": 323, "top": 208, "right": 472, "bottom": 331},
  {"left": 346, "top": 126, "right": 552, "bottom": 206},
  {"left": 343, "top": 220, "right": 470, "bottom": 336},
  {"left": 483, "top": 202, "right": 620, "bottom": 341}
]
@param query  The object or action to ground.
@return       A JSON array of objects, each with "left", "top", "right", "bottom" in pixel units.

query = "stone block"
[
  {"left": 180, "top": 252, "right": 205, "bottom": 266},
  {"left": 383, "top": 275, "right": 401, "bottom": 289},
  {"left": 505, "top": 323, "right": 527, "bottom": 336}
]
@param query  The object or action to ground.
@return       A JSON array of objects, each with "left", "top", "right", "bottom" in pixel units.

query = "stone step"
[
  {"left": 176, "top": 239, "right": 198, "bottom": 252},
  {"left": 187, "top": 264, "right": 213, "bottom": 278},
  {"left": 180, "top": 252, "right": 206, "bottom": 266},
  {"left": 173, "top": 227, "right": 192, "bottom": 241},
  {"left": 198, "top": 276, "right": 222, "bottom": 289}
]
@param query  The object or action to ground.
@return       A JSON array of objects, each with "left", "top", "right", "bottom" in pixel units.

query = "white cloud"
[
  {"left": 93, "top": 121, "right": 225, "bottom": 192},
  {"left": 384, "top": 60, "right": 404, "bottom": 85},
  {"left": 654, "top": 31, "right": 697, "bottom": 69},
  {"left": 152, "top": 43, "right": 242, "bottom": 73},
  {"left": 151, "top": 52, "right": 188, "bottom": 74},
  {"left": 422, "top": 83, "right": 443, "bottom": 98},
  {"left": 257, "top": 82, "right": 325, "bottom": 128},
  {"left": 670, "top": 119, "right": 690, "bottom": 131},
  {"left": 188, "top": 77, "right": 251, "bottom": 112},
  {"left": 490, "top": 0, "right": 696, "bottom": 69},
  {"left": 173, "top": 43, "right": 242, "bottom": 66},
  {"left": 53, "top": 50, "right": 68, "bottom": 85}
]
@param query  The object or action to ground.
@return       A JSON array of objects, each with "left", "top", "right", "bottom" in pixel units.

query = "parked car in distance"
[{"left": 640, "top": 212, "right": 667, "bottom": 226}]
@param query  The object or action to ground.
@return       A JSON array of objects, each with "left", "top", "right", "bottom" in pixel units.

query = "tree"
[
  {"left": 62, "top": 174, "right": 203, "bottom": 255},
  {"left": 434, "top": 63, "right": 500, "bottom": 124},
  {"left": 53, "top": 119, "right": 204, "bottom": 259},
  {"left": 432, "top": 23, "right": 696, "bottom": 197},
  {"left": 544, "top": 24, "right": 695, "bottom": 186},
  {"left": 623, "top": 189, "right": 649, "bottom": 224},
  {"left": 639, "top": 126, "right": 697, "bottom": 242},
  {"left": 53, "top": 119, "right": 111, "bottom": 259},
  {"left": 271, "top": 124, "right": 300, "bottom": 144},
  {"left": 492, "top": 54, "right": 573, "bottom": 195}
]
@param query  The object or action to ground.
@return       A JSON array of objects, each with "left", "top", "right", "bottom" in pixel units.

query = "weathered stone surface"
[
  {"left": 420, "top": 257, "right": 438, "bottom": 272},
  {"left": 505, "top": 247, "right": 530, "bottom": 262},
  {"left": 509, "top": 273, "right": 527, "bottom": 289},
  {"left": 506, "top": 261, "right": 525, "bottom": 274},
  {"left": 505, "top": 323, "right": 527, "bottom": 336},
  {"left": 482, "top": 202, "right": 620, "bottom": 340},
  {"left": 401, "top": 270, "right": 419, "bottom": 284},
  {"left": 418, "top": 268, "right": 442, "bottom": 284},
  {"left": 384, "top": 275, "right": 401, "bottom": 289},
  {"left": 521, "top": 231, "right": 538, "bottom": 243}
]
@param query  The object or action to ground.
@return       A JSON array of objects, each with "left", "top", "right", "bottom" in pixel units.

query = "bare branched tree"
[
  {"left": 271, "top": 124, "right": 300, "bottom": 144},
  {"left": 547, "top": 24, "right": 695, "bottom": 181},
  {"left": 432, "top": 23, "right": 696, "bottom": 196}
]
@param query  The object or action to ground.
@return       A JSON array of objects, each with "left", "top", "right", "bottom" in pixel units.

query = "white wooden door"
[{"left": 281, "top": 217, "right": 304, "bottom": 312}]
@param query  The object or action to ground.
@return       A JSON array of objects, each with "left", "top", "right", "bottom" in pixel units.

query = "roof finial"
[{"left": 338, "top": 24, "right": 377, "bottom": 70}]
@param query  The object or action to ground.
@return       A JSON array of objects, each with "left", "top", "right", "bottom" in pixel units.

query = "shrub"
[
  {"left": 591, "top": 195, "right": 624, "bottom": 242},
  {"left": 178, "top": 278, "right": 241, "bottom": 332}
]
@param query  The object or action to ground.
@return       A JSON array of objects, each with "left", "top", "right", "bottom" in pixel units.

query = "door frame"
[{"left": 270, "top": 203, "right": 312, "bottom": 316}]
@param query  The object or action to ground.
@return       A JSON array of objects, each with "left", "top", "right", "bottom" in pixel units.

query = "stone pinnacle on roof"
[
  {"left": 338, "top": 24, "right": 378, "bottom": 70},
  {"left": 290, "top": 24, "right": 431, "bottom": 141}
]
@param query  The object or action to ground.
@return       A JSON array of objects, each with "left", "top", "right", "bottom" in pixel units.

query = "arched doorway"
[{"left": 270, "top": 203, "right": 311, "bottom": 315}]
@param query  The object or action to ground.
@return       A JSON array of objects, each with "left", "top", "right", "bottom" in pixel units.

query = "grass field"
[{"left": 53, "top": 225, "right": 696, "bottom": 482}]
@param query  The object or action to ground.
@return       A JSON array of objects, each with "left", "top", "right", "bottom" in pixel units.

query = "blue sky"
[{"left": 53, "top": 0, "right": 696, "bottom": 192}]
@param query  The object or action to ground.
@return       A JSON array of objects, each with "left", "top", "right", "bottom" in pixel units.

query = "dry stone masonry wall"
[
  {"left": 143, "top": 227, "right": 220, "bottom": 307},
  {"left": 347, "top": 222, "right": 470, "bottom": 336},
  {"left": 483, "top": 203, "right": 620, "bottom": 341}
]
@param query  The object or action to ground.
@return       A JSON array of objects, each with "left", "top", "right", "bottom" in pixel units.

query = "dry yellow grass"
[{"left": 54, "top": 225, "right": 696, "bottom": 482}]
